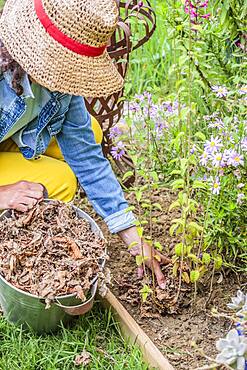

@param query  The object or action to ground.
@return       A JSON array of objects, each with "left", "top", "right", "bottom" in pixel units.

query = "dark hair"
[{"left": 0, "top": 38, "right": 25, "bottom": 96}]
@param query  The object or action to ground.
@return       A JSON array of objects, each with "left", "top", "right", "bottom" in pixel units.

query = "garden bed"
[{"left": 79, "top": 188, "right": 246, "bottom": 370}]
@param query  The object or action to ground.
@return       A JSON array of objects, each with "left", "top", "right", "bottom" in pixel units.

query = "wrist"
[{"left": 117, "top": 226, "right": 142, "bottom": 255}]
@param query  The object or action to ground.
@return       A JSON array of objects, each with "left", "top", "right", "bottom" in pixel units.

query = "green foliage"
[
  {"left": 140, "top": 284, "right": 153, "bottom": 302},
  {"left": 0, "top": 305, "right": 147, "bottom": 369},
  {"left": 114, "top": 0, "right": 247, "bottom": 292}
]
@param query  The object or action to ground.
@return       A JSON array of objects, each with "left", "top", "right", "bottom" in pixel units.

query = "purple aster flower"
[
  {"left": 173, "top": 100, "right": 179, "bottom": 110},
  {"left": 129, "top": 101, "right": 141, "bottom": 113},
  {"left": 204, "top": 112, "right": 219, "bottom": 121},
  {"left": 134, "top": 94, "right": 145, "bottom": 103},
  {"left": 155, "top": 121, "right": 169, "bottom": 138},
  {"left": 208, "top": 118, "right": 224, "bottom": 129},
  {"left": 149, "top": 104, "right": 159, "bottom": 120},
  {"left": 211, "top": 85, "right": 229, "bottom": 98},
  {"left": 211, "top": 177, "right": 221, "bottom": 195},
  {"left": 200, "top": 151, "right": 211, "bottom": 166},
  {"left": 204, "top": 136, "right": 223, "bottom": 153},
  {"left": 227, "top": 150, "right": 244, "bottom": 167},
  {"left": 237, "top": 183, "right": 245, "bottom": 189},
  {"left": 190, "top": 145, "right": 196, "bottom": 154},
  {"left": 237, "top": 193, "right": 245, "bottom": 205},
  {"left": 162, "top": 101, "right": 173, "bottom": 114},
  {"left": 108, "top": 126, "right": 123, "bottom": 140},
  {"left": 239, "top": 85, "right": 247, "bottom": 95},
  {"left": 143, "top": 91, "right": 152, "bottom": 104},
  {"left": 241, "top": 137, "right": 247, "bottom": 152},
  {"left": 212, "top": 152, "right": 224, "bottom": 167},
  {"left": 111, "top": 141, "right": 125, "bottom": 161}
]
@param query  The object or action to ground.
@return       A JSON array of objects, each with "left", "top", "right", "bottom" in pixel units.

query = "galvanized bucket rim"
[{"left": 0, "top": 200, "right": 106, "bottom": 301}]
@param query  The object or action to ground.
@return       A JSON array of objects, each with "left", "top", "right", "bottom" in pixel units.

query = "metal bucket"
[{"left": 0, "top": 202, "right": 105, "bottom": 334}]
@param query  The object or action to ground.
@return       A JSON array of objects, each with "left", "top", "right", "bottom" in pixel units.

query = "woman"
[{"left": 0, "top": 0, "right": 169, "bottom": 288}]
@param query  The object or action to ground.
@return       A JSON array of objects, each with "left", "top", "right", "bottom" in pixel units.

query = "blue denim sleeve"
[{"left": 56, "top": 95, "right": 136, "bottom": 234}]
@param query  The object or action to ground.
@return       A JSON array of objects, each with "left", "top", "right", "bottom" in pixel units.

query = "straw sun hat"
[{"left": 0, "top": 0, "right": 124, "bottom": 97}]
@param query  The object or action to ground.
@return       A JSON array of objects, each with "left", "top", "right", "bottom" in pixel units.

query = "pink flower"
[
  {"left": 201, "top": 13, "right": 211, "bottom": 18},
  {"left": 184, "top": 0, "right": 210, "bottom": 23}
]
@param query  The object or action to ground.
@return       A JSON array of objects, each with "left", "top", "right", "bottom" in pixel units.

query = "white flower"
[
  {"left": 216, "top": 329, "right": 247, "bottom": 370},
  {"left": 227, "top": 290, "right": 247, "bottom": 311}
]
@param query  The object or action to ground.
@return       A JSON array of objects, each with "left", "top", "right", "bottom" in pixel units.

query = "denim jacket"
[{"left": 0, "top": 72, "right": 136, "bottom": 233}]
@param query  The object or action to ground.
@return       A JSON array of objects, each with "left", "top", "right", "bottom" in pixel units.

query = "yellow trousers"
[{"left": 0, "top": 117, "right": 103, "bottom": 202}]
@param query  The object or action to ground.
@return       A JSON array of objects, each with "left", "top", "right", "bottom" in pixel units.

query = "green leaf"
[
  {"left": 154, "top": 241, "right": 163, "bottom": 251},
  {"left": 170, "top": 170, "right": 182, "bottom": 176},
  {"left": 187, "top": 222, "right": 203, "bottom": 234},
  {"left": 202, "top": 253, "right": 211, "bottom": 265},
  {"left": 153, "top": 203, "right": 162, "bottom": 211},
  {"left": 154, "top": 254, "right": 161, "bottom": 262},
  {"left": 150, "top": 171, "right": 159, "bottom": 182},
  {"left": 182, "top": 272, "right": 190, "bottom": 284},
  {"left": 214, "top": 256, "right": 223, "bottom": 270},
  {"left": 122, "top": 171, "right": 134, "bottom": 181},
  {"left": 137, "top": 227, "right": 144, "bottom": 238},
  {"left": 194, "top": 131, "right": 206, "bottom": 141},
  {"left": 175, "top": 242, "right": 184, "bottom": 257},
  {"left": 190, "top": 270, "right": 200, "bottom": 283},
  {"left": 171, "top": 179, "right": 185, "bottom": 190},
  {"left": 169, "top": 200, "right": 181, "bottom": 212},
  {"left": 170, "top": 224, "right": 178, "bottom": 236},
  {"left": 172, "top": 261, "right": 179, "bottom": 277},
  {"left": 128, "top": 241, "right": 139, "bottom": 250},
  {"left": 192, "top": 181, "right": 208, "bottom": 190},
  {"left": 135, "top": 255, "right": 149, "bottom": 267},
  {"left": 188, "top": 253, "right": 199, "bottom": 263},
  {"left": 135, "top": 190, "right": 142, "bottom": 203},
  {"left": 140, "top": 284, "right": 153, "bottom": 303},
  {"left": 124, "top": 206, "right": 135, "bottom": 213}
]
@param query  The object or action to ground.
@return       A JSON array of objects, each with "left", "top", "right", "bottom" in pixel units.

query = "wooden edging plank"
[{"left": 99, "top": 290, "right": 174, "bottom": 370}]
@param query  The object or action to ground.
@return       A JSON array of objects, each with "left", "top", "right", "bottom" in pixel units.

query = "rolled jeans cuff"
[{"left": 104, "top": 209, "right": 136, "bottom": 234}]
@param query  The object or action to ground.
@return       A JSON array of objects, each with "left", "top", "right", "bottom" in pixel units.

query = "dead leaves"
[
  {"left": 74, "top": 350, "right": 91, "bottom": 367},
  {"left": 52, "top": 237, "right": 83, "bottom": 260},
  {"left": 0, "top": 201, "right": 105, "bottom": 301}
]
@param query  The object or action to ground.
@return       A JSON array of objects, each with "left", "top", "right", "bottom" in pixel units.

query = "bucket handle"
[{"left": 55, "top": 281, "right": 97, "bottom": 316}]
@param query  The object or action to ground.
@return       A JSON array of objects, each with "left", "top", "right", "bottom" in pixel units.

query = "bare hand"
[
  {"left": 129, "top": 242, "right": 171, "bottom": 289},
  {"left": 118, "top": 227, "right": 171, "bottom": 289},
  {"left": 0, "top": 181, "right": 45, "bottom": 212}
]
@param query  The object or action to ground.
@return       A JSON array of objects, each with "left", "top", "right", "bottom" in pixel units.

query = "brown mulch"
[{"left": 0, "top": 201, "right": 105, "bottom": 302}]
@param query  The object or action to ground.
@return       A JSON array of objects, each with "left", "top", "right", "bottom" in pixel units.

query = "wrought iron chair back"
[{"left": 85, "top": 1, "right": 156, "bottom": 185}]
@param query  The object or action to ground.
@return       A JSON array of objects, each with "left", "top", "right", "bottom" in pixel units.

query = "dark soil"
[
  {"left": 0, "top": 201, "right": 105, "bottom": 302},
  {"left": 77, "top": 188, "right": 246, "bottom": 370}
]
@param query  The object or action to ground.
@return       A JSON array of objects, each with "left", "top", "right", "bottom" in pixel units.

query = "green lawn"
[{"left": 0, "top": 303, "right": 147, "bottom": 370}]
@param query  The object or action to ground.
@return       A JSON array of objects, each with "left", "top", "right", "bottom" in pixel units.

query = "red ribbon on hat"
[{"left": 34, "top": 0, "right": 107, "bottom": 57}]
